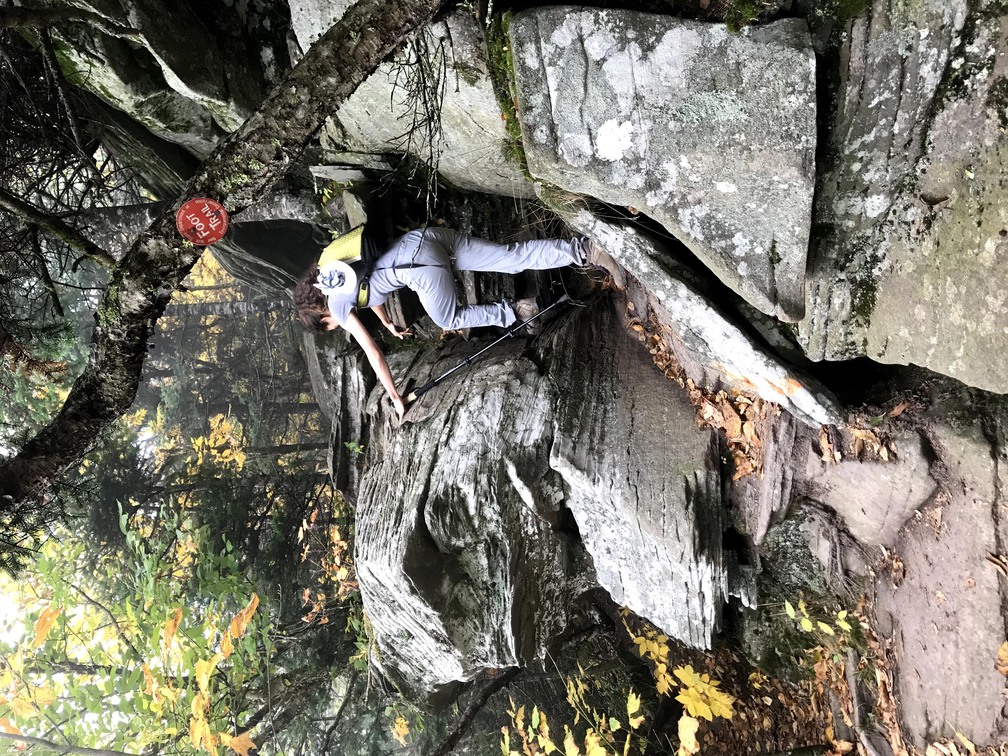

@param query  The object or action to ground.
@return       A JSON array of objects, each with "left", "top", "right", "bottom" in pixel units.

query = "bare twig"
[
  {"left": 30, "top": 227, "right": 65, "bottom": 317},
  {"left": 38, "top": 29, "right": 88, "bottom": 158},
  {"left": 61, "top": 579, "right": 143, "bottom": 662},
  {"left": 0, "top": 186, "right": 115, "bottom": 269}
]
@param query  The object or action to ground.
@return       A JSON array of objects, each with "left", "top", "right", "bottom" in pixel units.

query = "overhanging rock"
[{"left": 510, "top": 8, "right": 816, "bottom": 322}]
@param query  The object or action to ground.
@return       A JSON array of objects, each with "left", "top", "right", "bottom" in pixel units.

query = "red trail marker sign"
[{"left": 176, "top": 198, "right": 229, "bottom": 245}]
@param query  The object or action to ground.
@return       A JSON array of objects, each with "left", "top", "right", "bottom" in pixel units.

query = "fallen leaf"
[
  {"left": 888, "top": 401, "right": 909, "bottom": 417},
  {"left": 955, "top": 731, "right": 976, "bottom": 754},
  {"left": 995, "top": 641, "right": 1008, "bottom": 676}
]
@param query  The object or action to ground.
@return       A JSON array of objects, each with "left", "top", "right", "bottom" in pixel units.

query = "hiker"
[{"left": 293, "top": 225, "right": 623, "bottom": 422}]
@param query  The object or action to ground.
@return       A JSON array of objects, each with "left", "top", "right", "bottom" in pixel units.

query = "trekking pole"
[{"left": 405, "top": 294, "right": 570, "bottom": 404}]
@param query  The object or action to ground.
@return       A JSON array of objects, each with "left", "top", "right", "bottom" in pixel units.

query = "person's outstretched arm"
[
  {"left": 337, "top": 312, "right": 407, "bottom": 423},
  {"left": 370, "top": 303, "right": 413, "bottom": 339}
]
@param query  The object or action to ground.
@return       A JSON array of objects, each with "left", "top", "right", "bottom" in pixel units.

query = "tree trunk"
[{"left": 0, "top": 0, "right": 446, "bottom": 506}]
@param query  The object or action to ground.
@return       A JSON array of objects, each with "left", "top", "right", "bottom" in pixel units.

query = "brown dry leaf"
[
  {"left": 891, "top": 556, "right": 905, "bottom": 587},
  {"left": 832, "top": 741, "right": 854, "bottom": 754},
  {"left": 819, "top": 428, "right": 839, "bottom": 465},
  {"left": 719, "top": 401, "right": 744, "bottom": 441},
  {"left": 888, "top": 401, "right": 909, "bottom": 417}
]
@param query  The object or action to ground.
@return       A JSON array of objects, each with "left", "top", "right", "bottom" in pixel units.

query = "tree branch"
[
  {"left": 0, "top": 186, "right": 116, "bottom": 269},
  {"left": 0, "top": 729, "right": 140, "bottom": 756},
  {"left": 428, "top": 667, "right": 523, "bottom": 756},
  {"left": 39, "top": 28, "right": 88, "bottom": 157},
  {"left": 0, "top": 8, "right": 139, "bottom": 39},
  {"left": 62, "top": 579, "right": 143, "bottom": 662},
  {"left": 0, "top": 0, "right": 446, "bottom": 507}
]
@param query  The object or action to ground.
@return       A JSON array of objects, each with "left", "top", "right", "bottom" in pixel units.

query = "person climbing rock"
[{"left": 293, "top": 224, "right": 623, "bottom": 423}]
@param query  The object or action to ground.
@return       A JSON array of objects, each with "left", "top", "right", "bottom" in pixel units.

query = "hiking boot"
[
  {"left": 585, "top": 239, "right": 626, "bottom": 290},
  {"left": 512, "top": 297, "right": 541, "bottom": 335}
]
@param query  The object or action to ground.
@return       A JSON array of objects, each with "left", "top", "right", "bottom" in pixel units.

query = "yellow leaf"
[
  {"left": 584, "top": 730, "right": 606, "bottom": 756},
  {"left": 221, "top": 631, "right": 234, "bottom": 659},
  {"left": 143, "top": 664, "right": 155, "bottom": 695},
  {"left": 228, "top": 594, "right": 260, "bottom": 640},
  {"left": 800, "top": 617, "right": 813, "bottom": 632},
  {"left": 817, "top": 621, "right": 835, "bottom": 636},
  {"left": 195, "top": 653, "right": 223, "bottom": 696},
  {"left": 32, "top": 605, "right": 62, "bottom": 649},
  {"left": 163, "top": 608, "right": 183, "bottom": 654},
  {"left": 391, "top": 715, "right": 410, "bottom": 746},
  {"left": 626, "top": 690, "right": 641, "bottom": 717},
  {"left": 996, "top": 641, "right": 1008, "bottom": 676},
  {"left": 675, "top": 687, "right": 713, "bottom": 721},
  {"left": 955, "top": 732, "right": 976, "bottom": 754},
  {"left": 223, "top": 731, "right": 257, "bottom": 755},
  {"left": 677, "top": 715, "right": 700, "bottom": 755},
  {"left": 190, "top": 716, "right": 207, "bottom": 748},
  {"left": 33, "top": 686, "right": 55, "bottom": 706},
  {"left": 563, "top": 727, "right": 580, "bottom": 756},
  {"left": 784, "top": 600, "right": 796, "bottom": 619},
  {"left": 11, "top": 695, "right": 35, "bottom": 718}
]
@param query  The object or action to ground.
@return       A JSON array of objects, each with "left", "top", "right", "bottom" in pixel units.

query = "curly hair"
[{"left": 293, "top": 264, "right": 329, "bottom": 332}]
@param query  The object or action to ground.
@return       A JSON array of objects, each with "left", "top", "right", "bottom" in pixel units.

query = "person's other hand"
[{"left": 385, "top": 322, "right": 413, "bottom": 339}]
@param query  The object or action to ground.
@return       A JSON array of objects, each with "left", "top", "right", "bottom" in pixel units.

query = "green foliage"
[
  {"left": 724, "top": 0, "right": 767, "bottom": 33},
  {"left": 0, "top": 508, "right": 273, "bottom": 754},
  {"left": 484, "top": 12, "right": 532, "bottom": 178}
]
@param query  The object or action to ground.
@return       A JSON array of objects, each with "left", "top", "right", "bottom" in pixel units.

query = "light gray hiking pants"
[{"left": 384, "top": 227, "right": 585, "bottom": 329}]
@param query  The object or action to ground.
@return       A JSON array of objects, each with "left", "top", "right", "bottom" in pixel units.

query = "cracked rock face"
[
  {"left": 798, "top": 0, "right": 1008, "bottom": 393},
  {"left": 350, "top": 305, "right": 730, "bottom": 697},
  {"left": 509, "top": 7, "right": 816, "bottom": 322}
]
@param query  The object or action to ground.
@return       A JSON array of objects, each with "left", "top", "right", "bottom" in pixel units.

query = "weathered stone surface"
[
  {"left": 52, "top": 0, "right": 287, "bottom": 157},
  {"left": 347, "top": 304, "right": 735, "bottom": 695},
  {"left": 353, "top": 341, "right": 575, "bottom": 698},
  {"left": 802, "top": 431, "right": 937, "bottom": 548},
  {"left": 558, "top": 206, "right": 842, "bottom": 428},
  {"left": 319, "top": 11, "right": 533, "bottom": 198},
  {"left": 510, "top": 8, "right": 816, "bottom": 321},
  {"left": 548, "top": 305, "right": 727, "bottom": 648},
  {"left": 287, "top": 0, "right": 354, "bottom": 57},
  {"left": 874, "top": 402, "right": 1008, "bottom": 748},
  {"left": 799, "top": 0, "right": 1008, "bottom": 393}
]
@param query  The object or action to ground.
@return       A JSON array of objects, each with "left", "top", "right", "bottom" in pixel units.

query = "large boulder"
[
  {"left": 316, "top": 10, "right": 534, "bottom": 198},
  {"left": 548, "top": 305, "right": 729, "bottom": 648},
  {"left": 349, "top": 304, "right": 734, "bottom": 696},
  {"left": 798, "top": 0, "right": 1008, "bottom": 393},
  {"left": 51, "top": 0, "right": 288, "bottom": 157},
  {"left": 510, "top": 8, "right": 817, "bottom": 322}
]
